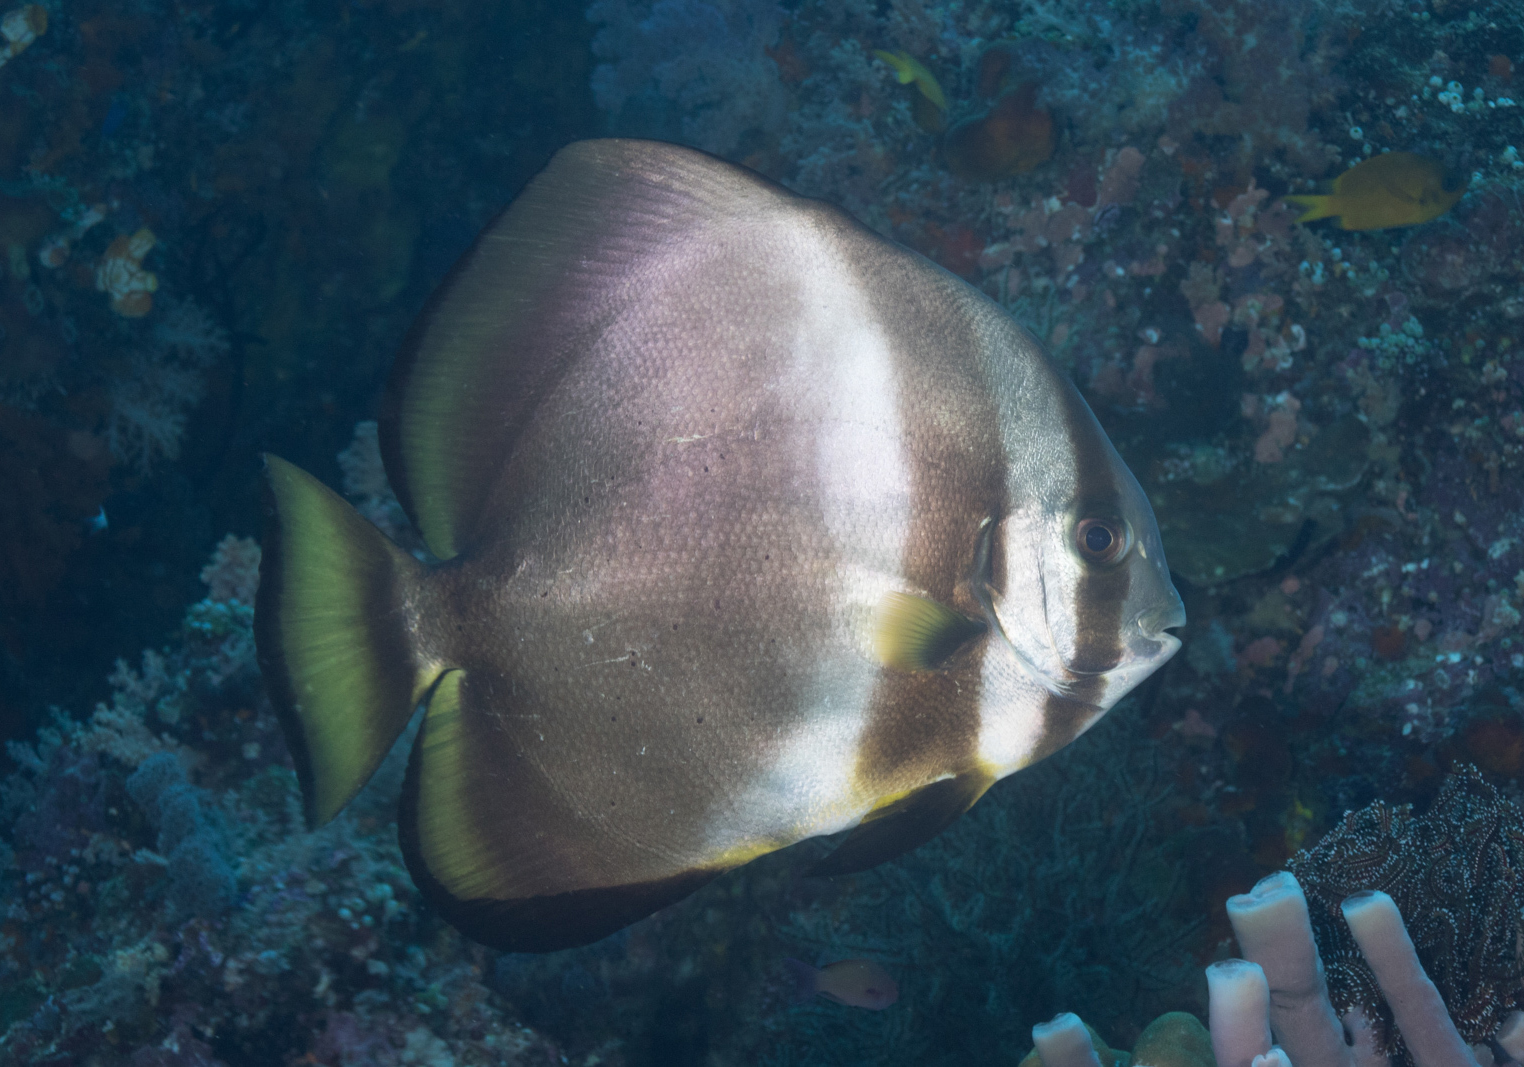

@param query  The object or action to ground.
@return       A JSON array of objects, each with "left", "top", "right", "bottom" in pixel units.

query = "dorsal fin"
[{"left": 379, "top": 140, "right": 807, "bottom": 560}]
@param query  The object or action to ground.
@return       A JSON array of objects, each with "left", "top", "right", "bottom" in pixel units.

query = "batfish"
[{"left": 255, "top": 139, "right": 1185, "bottom": 953}]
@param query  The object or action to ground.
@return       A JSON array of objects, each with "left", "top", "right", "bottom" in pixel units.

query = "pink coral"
[
  {"left": 1238, "top": 635, "right": 1284, "bottom": 669},
  {"left": 1192, "top": 300, "right": 1230, "bottom": 346},
  {"left": 1253, "top": 395, "right": 1301, "bottom": 464},
  {"left": 1095, "top": 146, "right": 1146, "bottom": 211},
  {"left": 199, "top": 535, "right": 261, "bottom": 604}
]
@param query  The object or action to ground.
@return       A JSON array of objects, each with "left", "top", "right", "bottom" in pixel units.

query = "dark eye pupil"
[{"left": 1084, "top": 524, "right": 1113, "bottom": 554}]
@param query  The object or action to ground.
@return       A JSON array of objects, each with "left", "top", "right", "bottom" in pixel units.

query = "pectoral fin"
[{"left": 872, "top": 592, "right": 986, "bottom": 671}]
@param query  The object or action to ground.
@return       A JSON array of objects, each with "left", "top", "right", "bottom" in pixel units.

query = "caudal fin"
[
  {"left": 255, "top": 454, "right": 444, "bottom": 827},
  {"left": 782, "top": 958, "right": 820, "bottom": 1004},
  {"left": 1282, "top": 194, "right": 1336, "bottom": 224}
]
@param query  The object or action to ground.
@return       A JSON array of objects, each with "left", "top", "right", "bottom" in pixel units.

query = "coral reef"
[
  {"left": 0, "top": 0, "right": 599, "bottom": 733},
  {"left": 0, "top": 541, "right": 575, "bottom": 1066},
  {"left": 7, "top": 0, "right": 1524, "bottom": 1060},
  {"left": 1014, "top": 771, "right": 1524, "bottom": 1067},
  {"left": 587, "top": 0, "right": 788, "bottom": 155}
]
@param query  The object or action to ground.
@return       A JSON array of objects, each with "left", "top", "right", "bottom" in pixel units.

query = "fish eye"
[{"left": 1074, "top": 516, "right": 1129, "bottom": 565}]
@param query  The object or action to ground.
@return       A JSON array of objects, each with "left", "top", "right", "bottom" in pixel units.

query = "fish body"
[
  {"left": 255, "top": 140, "right": 1184, "bottom": 953},
  {"left": 873, "top": 49, "right": 947, "bottom": 111},
  {"left": 1284, "top": 152, "right": 1462, "bottom": 230},
  {"left": 785, "top": 958, "right": 898, "bottom": 1010}
]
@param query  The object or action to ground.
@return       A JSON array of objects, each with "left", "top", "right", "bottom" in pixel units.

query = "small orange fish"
[
  {"left": 784, "top": 958, "right": 899, "bottom": 1010},
  {"left": 1283, "top": 152, "right": 1462, "bottom": 231}
]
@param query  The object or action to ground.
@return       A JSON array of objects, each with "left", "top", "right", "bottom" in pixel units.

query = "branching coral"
[
  {"left": 0, "top": 539, "right": 572, "bottom": 1064},
  {"left": 104, "top": 298, "right": 230, "bottom": 473},
  {"left": 587, "top": 0, "right": 788, "bottom": 155},
  {"left": 126, "top": 753, "right": 237, "bottom": 920}
]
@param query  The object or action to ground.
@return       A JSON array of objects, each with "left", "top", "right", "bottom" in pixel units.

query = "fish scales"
[
  {"left": 423, "top": 205, "right": 985, "bottom": 870},
  {"left": 255, "top": 139, "right": 1184, "bottom": 951}
]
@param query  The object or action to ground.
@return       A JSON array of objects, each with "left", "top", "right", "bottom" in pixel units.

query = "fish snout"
[
  {"left": 1135, "top": 596, "right": 1186, "bottom": 640},
  {"left": 1118, "top": 593, "right": 1185, "bottom": 676}
]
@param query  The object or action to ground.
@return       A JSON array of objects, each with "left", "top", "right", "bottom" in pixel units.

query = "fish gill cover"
[{"left": 1, "top": 0, "right": 1523, "bottom": 1065}]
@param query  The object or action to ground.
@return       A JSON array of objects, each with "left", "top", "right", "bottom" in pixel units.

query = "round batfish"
[{"left": 254, "top": 140, "right": 1185, "bottom": 952}]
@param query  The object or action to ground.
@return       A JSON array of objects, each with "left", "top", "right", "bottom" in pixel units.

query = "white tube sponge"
[
  {"left": 1340, "top": 890, "right": 1482, "bottom": 1067},
  {"left": 1208, "top": 959, "right": 1273, "bottom": 1067},
  {"left": 1253, "top": 1050, "right": 1295, "bottom": 1067},
  {"left": 1227, "top": 871, "right": 1354, "bottom": 1067},
  {"left": 1032, "top": 1013, "right": 1104, "bottom": 1067}
]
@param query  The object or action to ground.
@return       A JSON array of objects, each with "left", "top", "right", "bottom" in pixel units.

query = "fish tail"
[
  {"left": 783, "top": 958, "right": 819, "bottom": 1004},
  {"left": 255, "top": 454, "right": 444, "bottom": 828},
  {"left": 1282, "top": 194, "right": 1336, "bottom": 224},
  {"left": 872, "top": 50, "right": 914, "bottom": 84}
]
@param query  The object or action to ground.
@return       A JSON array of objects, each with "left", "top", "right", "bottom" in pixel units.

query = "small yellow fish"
[
  {"left": 1283, "top": 152, "right": 1462, "bottom": 231},
  {"left": 873, "top": 49, "right": 946, "bottom": 111}
]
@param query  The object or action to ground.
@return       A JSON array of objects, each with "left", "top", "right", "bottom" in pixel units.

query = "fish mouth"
[
  {"left": 1137, "top": 598, "right": 1187, "bottom": 639},
  {"left": 1108, "top": 604, "right": 1187, "bottom": 677}
]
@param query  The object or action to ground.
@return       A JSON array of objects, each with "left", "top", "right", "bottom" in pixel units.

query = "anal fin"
[
  {"left": 399, "top": 670, "right": 725, "bottom": 952},
  {"left": 808, "top": 772, "right": 993, "bottom": 877}
]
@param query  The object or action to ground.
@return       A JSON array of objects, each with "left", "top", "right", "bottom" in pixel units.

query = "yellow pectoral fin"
[
  {"left": 872, "top": 592, "right": 986, "bottom": 671},
  {"left": 1380, "top": 179, "right": 1422, "bottom": 205}
]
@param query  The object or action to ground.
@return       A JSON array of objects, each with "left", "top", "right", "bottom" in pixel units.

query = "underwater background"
[{"left": 2, "top": 0, "right": 1523, "bottom": 1063}]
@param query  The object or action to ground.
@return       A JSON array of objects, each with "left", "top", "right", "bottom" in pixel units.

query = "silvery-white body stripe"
[
  {"left": 976, "top": 650, "right": 1054, "bottom": 775},
  {"left": 969, "top": 325, "right": 1081, "bottom": 775},
  {"left": 718, "top": 230, "right": 912, "bottom": 846}
]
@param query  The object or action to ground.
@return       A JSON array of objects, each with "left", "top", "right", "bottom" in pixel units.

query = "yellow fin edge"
[{"left": 257, "top": 455, "right": 439, "bottom": 826}]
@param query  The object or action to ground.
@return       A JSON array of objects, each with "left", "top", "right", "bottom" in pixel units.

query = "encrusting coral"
[{"left": 1286, "top": 765, "right": 1524, "bottom": 1063}]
